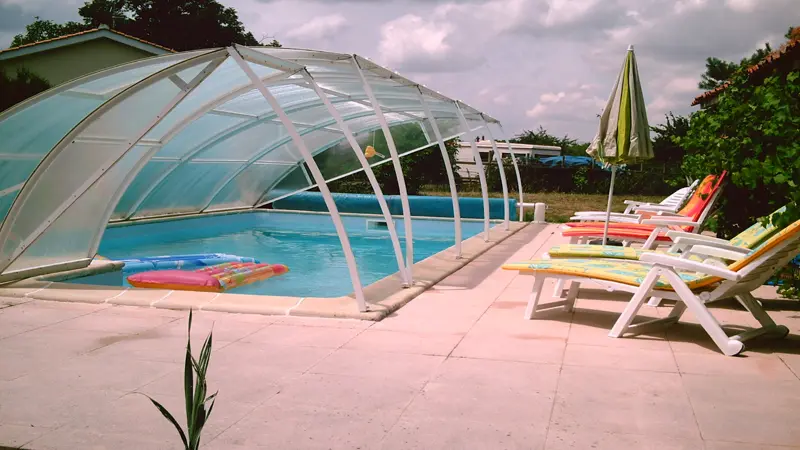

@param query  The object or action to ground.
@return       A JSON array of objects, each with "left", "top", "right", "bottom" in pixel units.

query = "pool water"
[{"left": 89, "top": 211, "right": 485, "bottom": 297}]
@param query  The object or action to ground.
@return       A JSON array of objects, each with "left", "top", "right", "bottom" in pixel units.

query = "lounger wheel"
[
  {"left": 722, "top": 340, "right": 745, "bottom": 356},
  {"left": 776, "top": 325, "right": 791, "bottom": 339}
]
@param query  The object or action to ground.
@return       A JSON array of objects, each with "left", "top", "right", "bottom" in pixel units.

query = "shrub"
[{"left": 679, "top": 67, "right": 800, "bottom": 297}]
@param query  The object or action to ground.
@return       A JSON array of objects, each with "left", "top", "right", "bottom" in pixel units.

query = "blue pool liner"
[
  {"left": 273, "top": 193, "right": 517, "bottom": 221},
  {"left": 117, "top": 253, "right": 259, "bottom": 272}
]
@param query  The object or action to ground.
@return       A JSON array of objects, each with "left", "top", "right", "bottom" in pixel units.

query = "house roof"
[
  {"left": 0, "top": 26, "right": 174, "bottom": 62},
  {"left": 691, "top": 29, "right": 800, "bottom": 106}
]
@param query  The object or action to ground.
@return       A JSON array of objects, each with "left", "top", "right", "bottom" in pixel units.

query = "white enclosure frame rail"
[
  {"left": 455, "top": 102, "right": 490, "bottom": 241},
  {"left": 418, "top": 89, "right": 462, "bottom": 258},
  {"left": 304, "top": 71, "right": 411, "bottom": 286},
  {"left": 497, "top": 124, "right": 525, "bottom": 222},
  {"left": 352, "top": 55, "right": 415, "bottom": 282},
  {"left": 229, "top": 47, "right": 368, "bottom": 311},
  {"left": 0, "top": 49, "right": 228, "bottom": 275},
  {"left": 480, "top": 117, "right": 510, "bottom": 230}
]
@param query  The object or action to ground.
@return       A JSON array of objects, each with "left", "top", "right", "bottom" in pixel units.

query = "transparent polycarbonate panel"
[
  {"left": 256, "top": 142, "right": 299, "bottom": 165},
  {"left": 5, "top": 144, "right": 150, "bottom": 274},
  {"left": 155, "top": 113, "right": 247, "bottom": 159},
  {"left": 132, "top": 162, "right": 240, "bottom": 217},
  {"left": 75, "top": 52, "right": 203, "bottom": 95},
  {"left": 81, "top": 68, "right": 185, "bottom": 138},
  {"left": 206, "top": 163, "right": 292, "bottom": 210},
  {"left": 0, "top": 158, "right": 39, "bottom": 197},
  {"left": 0, "top": 58, "right": 210, "bottom": 262},
  {"left": 260, "top": 164, "right": 311, "bottom": 204},
  {"left": 419, "top": 118, "right": 436, "bottom": 144},
  {"left": 371, "top": 97, "right": 423, "bottom": 112},
  {"left": 218, "top": 88, "right": 272, "bottom": 117},
  {"left": 314, "top": 80, "right": 368, "bottom": 98},
  {"left": 269, "top": 83, "right": 320, "bottom": 109},
  {"left": 145, "top": 56, "right": 268, "bottom": 140},
  {"left": 193, "top": 121, "right": 287, "bottom": 160},
  {"left": 112, "top": 159, "right": 176, "bottom": 220},
  {"left": 314, "top": 129, "right": 371, "bottom": 181},
  {"left": 0, "top": 194, "right": 13, "bottom": 223},
  {"left": 0, "top": 95, "right": 102, "bottom": 159},
  {"left": 434, "top": 117, "right": 465, "bottom": 141},
  {"left": 0, "top": 141, "right": 117, "bottom": 260}
]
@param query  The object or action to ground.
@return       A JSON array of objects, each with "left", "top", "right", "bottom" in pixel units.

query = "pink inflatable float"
[{"left": 127, "top": 262, "right": 289, "bottom": 293}]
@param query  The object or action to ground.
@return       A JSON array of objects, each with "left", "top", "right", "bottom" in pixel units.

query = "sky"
[{"left": 1, "top": 0, "right": 798, "bottom": 141}]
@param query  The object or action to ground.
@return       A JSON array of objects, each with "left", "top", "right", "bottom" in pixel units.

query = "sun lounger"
[{"left": 502, "top": 220, "right": 800, "bottom": 355}]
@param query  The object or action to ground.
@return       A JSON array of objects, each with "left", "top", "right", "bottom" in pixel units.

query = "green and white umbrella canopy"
[{"left": 587, "top": 45, "right": 654, "bottom": 244}]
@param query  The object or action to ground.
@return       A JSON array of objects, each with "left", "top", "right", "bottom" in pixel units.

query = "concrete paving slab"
[
  {"left": 308, "top": 348, "right": 445, "bottom": 387},
  {"left": 343, "top": 329, "right": 464, "bottom": 356},
  {"left": 544, "top": 428, "right": 704, "bottom": 450},
  {"left": 682, "top": 374, "right": 800, "bottom": 446},
  {"left": 551, "top": 366, "right": 701, "bottom": 439},
  {"left": 452, "top": 331, "right": 567, "bottom": 364},
  {"left": 1, "top": 223, "right": 799, "bottom": 449}
]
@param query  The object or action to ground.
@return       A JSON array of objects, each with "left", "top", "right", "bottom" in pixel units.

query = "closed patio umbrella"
[{"left": 587, "top": 45, "right": 654, "bottom": 245}]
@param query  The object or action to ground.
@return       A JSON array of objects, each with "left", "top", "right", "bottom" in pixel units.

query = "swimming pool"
[{"left": 79, "top": 210, "right": 485, "bottom": 297}]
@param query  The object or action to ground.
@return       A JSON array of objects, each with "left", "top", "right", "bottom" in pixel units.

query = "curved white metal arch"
[
  {"left": 495, "top": 123, "right": 525, "bottom": 222},
  {"left": 305, "top": 71, "right": 411, "bottom": 286},
  {"left": 123, "top": 92, "right": 372, "bottom": 218},
  {"left": 123, "top": 86, "right": 449, "bottom": 219},
  {"left": 0, "top": 49, "right": 228, "bottom": 276},
  {"left": 455, "top": 102, "right": 491, "bottom": 241},
  {"left": 197, "top": 109, "right": 404, "bottom": 214},
  {"left": 480, "top": 118, "right": 510, "bottom": 230},
  {"left": 230, "top": 47, "right": 367, "bottom": 311},
  {"left": 353, "top": 56, "right": 415, "bottom": 281},
  {"left": 417, "top": 90, "right": 462, "bottom": 258}
]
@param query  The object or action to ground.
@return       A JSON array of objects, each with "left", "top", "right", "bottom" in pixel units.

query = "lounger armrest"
[
  {"left": 683, "top": 245, "right": 749, "bottom": 261},
  {"left": 639, "top": 253, "right": 742, "bottom": 281},
  {"left": 573, "top": 211, "right": 634, "bottom": 217},
  {"left": 632, "top": 204, "right": 678, "bottom": 213},
  {"left": 666, "top": 230, "right": 729, "bottom": 245},
  {"left": 672, "top": 237, "right": 750, "bottom": 255},
  {"left": 654, "top": 211, "right": 686, "bottom": 217},
  {"left": 641, "top": 218, "right": 701, "bottom": 227},
  {"left": 569, "top": 214, "right": 642, "bottom": 223}
]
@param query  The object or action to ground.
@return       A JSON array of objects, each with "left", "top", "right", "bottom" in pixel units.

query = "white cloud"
[
  {"left": 726, "top": 0, "right": 758, "bottom": 13},
  {"left": 542, "top": 0, "right": 600, "bottom": 27},
  {"left": 493, "top": 93, "right": 510, "bottom": 105},
  {"left": 526, "top": 103, "right": 548, "bottom": 118},
  {"left": 378, "top": 14, "right": 479, "bottom": 72},
  {"left": 673, "top": 0, "right": 707, "bottom": 14},
  {"left": 285, "top": 14, "right": 347, "bottom": 41},
  {"left": 540, "top": 91, "right": 566, "bottom": 103}
]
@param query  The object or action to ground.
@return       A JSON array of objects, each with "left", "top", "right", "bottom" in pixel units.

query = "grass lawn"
[{"left": 420, "top": 189, "right": 664, "bottom": 223}]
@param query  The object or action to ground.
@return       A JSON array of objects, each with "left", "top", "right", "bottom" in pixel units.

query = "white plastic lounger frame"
[
  {"left": 304, "top": 70, "right": 411, "bottom": 285},
  {"left": 352, "top": 55, "right": 415, "bottom": 282},
  {"left": 480, "top": 118, "right": 510, "bottom": 230},
  {"left": 515, "top": 231, "right": 798, "bottom": 356},
  {"left": 230, "top": 47, "right": 367, "bottom": 311},
  {"left": 418, "top": 89, "right": 462, "bottom": 258},
  {"left": 455, "top": 102, "right": 490, "bottom": 241}
]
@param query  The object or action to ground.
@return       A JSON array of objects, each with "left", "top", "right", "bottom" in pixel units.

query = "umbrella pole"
[{"left": 602, "top": 165, "right": 617, "bottom": 246}]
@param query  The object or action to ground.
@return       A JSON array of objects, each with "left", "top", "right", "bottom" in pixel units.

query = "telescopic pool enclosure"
[{"left": 0, "top": 45, "right": 524, "bottom": 311}]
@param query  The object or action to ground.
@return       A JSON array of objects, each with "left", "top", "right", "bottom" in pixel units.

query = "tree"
[
  {"left": 10, "top": 18, "right": 89, "bottom": 48},
  {"left": 650, "top": 112, "right": 689, "bottom": 164},
  {"left": 0, "top": 68, "right": 51, "bottom": 112},
  {"left": 512, "top": 126, "right": 588, "bottom": 156},
  {"left": 9, "top": 0, "right": 276, "bottom": 51}
]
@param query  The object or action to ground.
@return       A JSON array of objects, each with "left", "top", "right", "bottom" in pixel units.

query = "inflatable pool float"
[
  {"left": 127, "top": 262, "right": 288, "bottom": 293},
  {"left": 118, "top": 253, "right": 259, "bottom": 272}
]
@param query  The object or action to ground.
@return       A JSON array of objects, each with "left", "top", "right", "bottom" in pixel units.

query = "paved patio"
[{"left": 1, "top": 223, "right": 799, "bottom": 449}]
